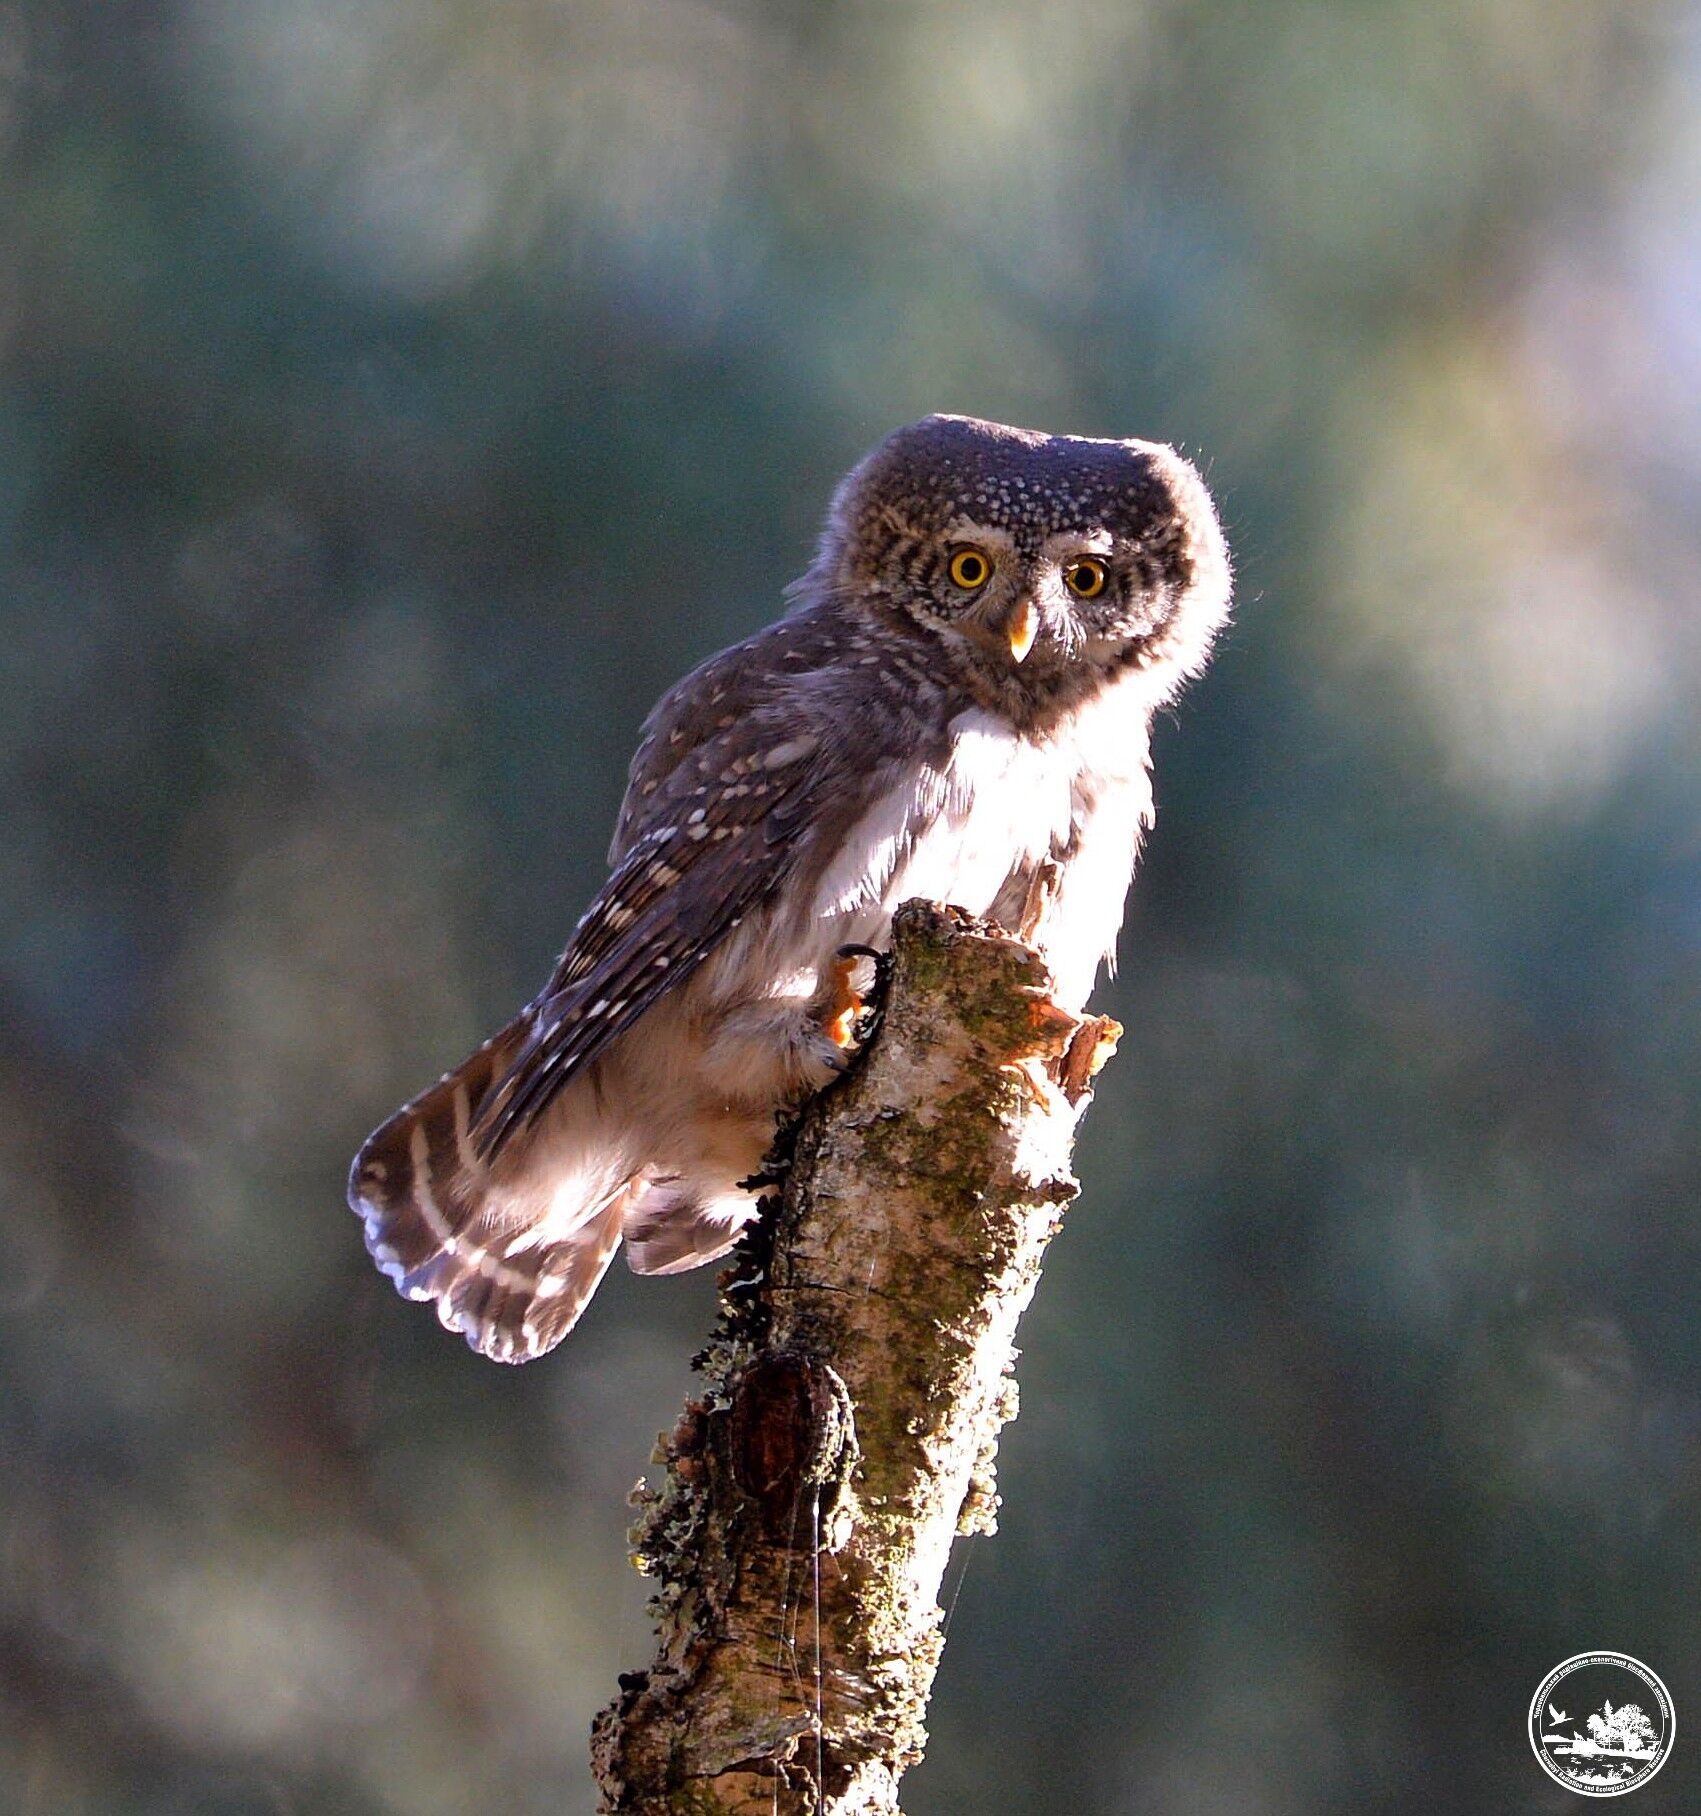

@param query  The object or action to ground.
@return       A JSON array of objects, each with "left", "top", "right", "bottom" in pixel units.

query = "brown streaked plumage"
[{"left": 349, "top": 414, "right": 1232, "bottom": 1362}]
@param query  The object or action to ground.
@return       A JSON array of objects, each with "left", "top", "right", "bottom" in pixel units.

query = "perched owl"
[{"left": 349, "top": 415, "right": 1230, "bottom": 1362}]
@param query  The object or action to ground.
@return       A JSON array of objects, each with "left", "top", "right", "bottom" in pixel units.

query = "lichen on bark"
[{"left": 592, "top": 901, "right": 1119, "bottom": 1816}]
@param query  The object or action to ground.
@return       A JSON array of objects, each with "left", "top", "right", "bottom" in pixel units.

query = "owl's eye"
[
  {"left": 1064, "top": 558, "right": 1108, "bottom": 600},
  {"left": 947, "top": 547, "right": 992, "bottom": 590}
]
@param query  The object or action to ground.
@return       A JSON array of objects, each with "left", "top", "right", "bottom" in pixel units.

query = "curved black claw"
[
  {"left": 834, "top": 941, "right": 894, "bottom": 1034},
  {"left": 835, "top": 942, "right": 893, "bottom": 993}
]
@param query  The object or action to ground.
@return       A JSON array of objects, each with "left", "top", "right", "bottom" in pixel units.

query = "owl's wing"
[
  {"left": 474, "top": 696, "right": 838, "bottom": 1157},
  {"left": 610, "top": 608, "right": 843, "bottom": 864}
]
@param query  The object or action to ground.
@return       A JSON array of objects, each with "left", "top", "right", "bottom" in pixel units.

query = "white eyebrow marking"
[
  {"left": 1041, "top": 527, "right": 1114, "bottom": 558},
  {"left": 940, "top": 516, "right": 1016, "bottom": 551}
]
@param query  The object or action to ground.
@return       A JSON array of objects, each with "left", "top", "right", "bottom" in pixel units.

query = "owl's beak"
[{"left": 1004, "top": 598, "right": 1039, "bottom": 664}]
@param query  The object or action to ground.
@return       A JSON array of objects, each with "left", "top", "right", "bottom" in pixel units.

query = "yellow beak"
[{"left": 1006, "top": 598, "right": 1039, "bottom": 664}]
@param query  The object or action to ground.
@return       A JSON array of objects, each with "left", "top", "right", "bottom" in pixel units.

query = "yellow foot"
[
  {"left": 1056, "top": 1015, "right": 1122, "bottom": 1104},
  {"left": 823, "top": 951, "right": 865, "bottom": 1050}
]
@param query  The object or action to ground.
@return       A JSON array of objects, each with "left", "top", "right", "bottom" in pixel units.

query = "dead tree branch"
[{"left": 592, "top": 901, "right": 1120, "bottom": 1815}]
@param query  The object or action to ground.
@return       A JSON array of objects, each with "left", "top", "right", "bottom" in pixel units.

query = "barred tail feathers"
[{"left": 348, "top": 1019, "right": 636, "bottom": 1363}]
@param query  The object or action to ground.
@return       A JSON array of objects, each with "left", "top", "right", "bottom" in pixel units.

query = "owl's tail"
[{"left": 347, "top": 1018, "right": 637, "bottom": 1363}]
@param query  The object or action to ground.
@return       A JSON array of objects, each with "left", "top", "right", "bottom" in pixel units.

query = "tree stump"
[{"left": 592, "top": 901, "right": 1120, "bottom": 1815}]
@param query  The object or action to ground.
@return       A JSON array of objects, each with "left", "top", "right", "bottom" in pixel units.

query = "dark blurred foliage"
[{"left": 3, "top": 1, "right": 1701, "bottom": 1811}]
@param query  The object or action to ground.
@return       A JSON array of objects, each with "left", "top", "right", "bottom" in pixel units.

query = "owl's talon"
[
  {"left": 823, "top": 947, "right": 881, "bottom": 1052},
  {"left": 1056, "top": 1014, "right": 1123, "bottom": 1104},
  {"left": 834, "top": 941, "right": 893, "bottom": 1011}
]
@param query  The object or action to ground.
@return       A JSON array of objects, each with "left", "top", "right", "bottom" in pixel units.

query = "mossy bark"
[{"left": 591, "top": 901, "right": 1118, "bottom": 1815}]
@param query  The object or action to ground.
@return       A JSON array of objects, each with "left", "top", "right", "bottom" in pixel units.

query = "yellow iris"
[
  {"left": 1064, "top": 558, "right": 1108, "bottom": 599},
  {"left": 948, "top": 547, "right": 991, "bottom": 589}
]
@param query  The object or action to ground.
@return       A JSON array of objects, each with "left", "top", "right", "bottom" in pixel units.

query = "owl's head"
[{"left": 816, "top": 414, "right": 1230, "bottom": 719}]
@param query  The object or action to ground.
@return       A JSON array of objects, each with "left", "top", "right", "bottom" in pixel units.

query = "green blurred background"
[{"left": 4, "top": 1, "right": 1700, "bottom": 1810}]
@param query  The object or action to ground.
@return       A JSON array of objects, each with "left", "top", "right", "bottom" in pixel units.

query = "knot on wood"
[{"left": 728, "top": 1350, "right": 858, "bottom": 1546}]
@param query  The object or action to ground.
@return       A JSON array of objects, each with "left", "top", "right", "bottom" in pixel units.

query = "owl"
[{"left": 349, "top": 415, "right": 1230, "bottom": 1362}]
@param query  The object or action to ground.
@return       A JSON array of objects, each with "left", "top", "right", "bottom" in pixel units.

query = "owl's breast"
[
  {"left": 788, "top": 683, "right": 1153, "bottom": 1012},
  {"left": 808, "top": 708, "right": 1076, "bottom": 928}
]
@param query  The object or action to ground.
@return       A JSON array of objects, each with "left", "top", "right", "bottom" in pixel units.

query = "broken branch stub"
[{"left": 592, "top": 900, "right": 1119, "bottom": 1815}]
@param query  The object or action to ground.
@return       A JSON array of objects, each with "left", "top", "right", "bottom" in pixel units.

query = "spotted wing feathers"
[
  {"left": 349, "top": 609, "right": 868, "bottom": 1360},
  {"left": 609, "top": 611, "right": 841, "bottom": 864},
  {"left": 472, "top": 715, "right": 827, "bottom": 1155}
]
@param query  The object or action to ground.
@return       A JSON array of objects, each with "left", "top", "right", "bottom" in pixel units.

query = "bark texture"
[{"left": 592, "top": 901, "right": 1118, "bottom": 1815}]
